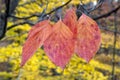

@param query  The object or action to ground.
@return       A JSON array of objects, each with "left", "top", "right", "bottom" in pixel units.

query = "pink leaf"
[
  {"left": 28, "top": 20, "right": 50, "bottom": 38},
  {"left": 63, "top": 8, "right": 77, "bottom": 37},
  {"left": 21, "top": 20, "right": 52, "bottom": 67},
  {"left": 75, "top": 14, "right": 101, "bottom": 62},
  {"left": 44, "top": 20, "right": 74, "bottom": 69}
]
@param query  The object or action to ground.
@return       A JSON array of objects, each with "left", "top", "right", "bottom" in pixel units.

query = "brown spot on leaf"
[
  {"left": 90, "top": 24, "right": 94, "bottom": 27},
  {"left": 81, "top": 22, "right": 86, "bottom": 26},
  {"left": 94, "top": 35, "right": 100, "bottom": 39},
  {"left": 95, "top": 27, "right": 99, "bottom": 31}
]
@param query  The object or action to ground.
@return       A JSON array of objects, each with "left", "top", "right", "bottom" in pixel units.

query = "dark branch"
[
  {"left": 88, "top": 0, "right": 104, "bottom": 13},
  {"left": 10, "top": 0, "right": 72, "bottom": 20},
  {"left": 44, "top": 0, "right": 71, "bottom": 16},
  {"left": 7, "top": 20, "right": 120, "bottom": 35},
  {"left": 99, "top": 25, "right": 120, "bottom": 34},
  {"left": 93, "top": 5, "right": 120, "bottom": 20},
  {"left": 7, "top": 0, "right": 72, "bottom": 30},
  {"left": 7, "top": 21, "right": 34, "bottom": 30},
  {"left": 78, "top": 0, "right": 104, "bottom": 14}
]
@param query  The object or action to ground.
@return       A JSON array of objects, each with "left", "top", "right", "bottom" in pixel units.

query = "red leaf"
[
  {"left": 63, "top": 8, "right": 77, "bottom": 37},
  {"left": 75, "top": 14, "right": 101, "bottom": 62},
  {"left": 21, "top": 20, "right": 52, "bottom": 67},
  {"left": 44, "top": 20, "right": 74, "bottom": 68},
  {"left": 28, "top": 20, "right": 49, "bottom": 38}
]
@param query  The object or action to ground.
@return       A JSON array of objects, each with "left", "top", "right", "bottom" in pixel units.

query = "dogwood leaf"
[
  {"left": 21, "top": 20, "right": 52, "bottom": 67},
  {"left": 75, "top": 14, "right": 101, "bottom": 62},
  {"left": 63, "top": 8, "right": 77, "bottom": 37},
  {"left": 44, "top": 20, "right": 74, "bottom": 69}
]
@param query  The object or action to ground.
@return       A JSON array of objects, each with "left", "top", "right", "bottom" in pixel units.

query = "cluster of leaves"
[
  {"left": 21, "top": 8, "right": 101, "bottom": 68},
  {"left": 0, "top": 17, "right": 120, "bottom": 80},
  {"left": 0, "top": 40, "right": 108, "bottom": 80},
  {"left": 0, "top": 0, "right": 120, "bottom": 80}
]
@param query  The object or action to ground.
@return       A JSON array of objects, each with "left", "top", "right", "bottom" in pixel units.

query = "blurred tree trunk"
[{"left": 0, "top": 0, "right": 19, "bottom": 39}]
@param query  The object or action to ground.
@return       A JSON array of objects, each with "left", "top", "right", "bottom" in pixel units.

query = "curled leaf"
[
  {"left": 44, "top": 20, "right": 74, "bottom": 68},
  {"left": 75, "top": 14, "right": 101, "bottom": 62},
  {"left": 21, "top": 20, "right": 52, "bottom": 67}
]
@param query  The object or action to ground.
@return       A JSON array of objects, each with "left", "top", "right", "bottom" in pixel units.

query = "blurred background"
[{"left": 0, "top": 0, "right": 120, "bottom": 80}]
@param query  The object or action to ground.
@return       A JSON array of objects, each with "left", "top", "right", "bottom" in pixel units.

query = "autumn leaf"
[
  {"left": 63, "top": 8, "right": 77, "bottom": 38},
  {"left": 75, "top": 14, "right": 101, "bottom": 62},
  {"left": 44, "top": 20, "right": 74, "bottom": 68},
  {"left": 21, "top": 8, "right": 101, "bottom": 68},
  {"left": 21, "top": 20, "right": 52, "bottom": 67},
  {"left": 28, "top": 20, "right": 50, "bottom": 38}
]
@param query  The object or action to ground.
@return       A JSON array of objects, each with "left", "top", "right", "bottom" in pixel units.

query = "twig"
[
  {"left": 7, "top": 0, "right": 72, "bottom": 30},
  {"left": 44, "top": 0, "right": 71, "bottom": 16},
  {"left": 7, "top": 21, "right": 34, "bottom": 30},
  {"left": 16, "top": 68, "right": 23, "bottom": 80},
  {"left": 99, "top": 25, "right": 120, "bottom": 34},
  {"left": 111, "top": 12, "right": 117, "bottom": 80},
  {"left": 78, "top": 0, "right": 103, "bottom": 14},
  {"left": 94, "top": 5, "right": 120, "bottom": 20},
  {"left": 88, "top": 0, "right": 104, "bottom": 12},
  {"left": 10, "top": 0, "right": 72, "bottom": 20},
  {"left": 37, "top": 0, "right": 49, "bottom": 22}
]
